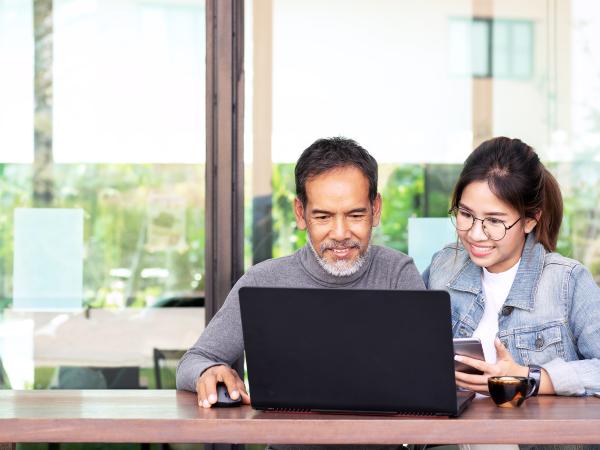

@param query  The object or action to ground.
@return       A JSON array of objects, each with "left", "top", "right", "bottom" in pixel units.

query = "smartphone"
[{"left": 453, "top": 337, "right": 485, "bottom": 375}]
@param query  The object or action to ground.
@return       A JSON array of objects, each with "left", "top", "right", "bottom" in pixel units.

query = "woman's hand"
[{"left": 454, "top": 337, "right": 528, "bottom": 394}]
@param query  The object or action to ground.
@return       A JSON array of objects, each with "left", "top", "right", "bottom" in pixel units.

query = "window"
[
  {"left": 0, "top": 0, "right": 206, "bottom": 390},
  {"left": 449, "top": 17, "right": 534, "bottom": 79},
  {"left": 246, "top": 0, "right": 600, "bottom": 289}
]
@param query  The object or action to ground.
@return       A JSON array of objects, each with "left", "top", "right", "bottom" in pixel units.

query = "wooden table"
[{"left": 1, "top": 390, "right": 600, "bottom": 445}]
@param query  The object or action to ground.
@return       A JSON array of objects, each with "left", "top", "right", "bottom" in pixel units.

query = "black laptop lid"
[{"left": 239, "top": 287, "right": 458, "bottom": 415}]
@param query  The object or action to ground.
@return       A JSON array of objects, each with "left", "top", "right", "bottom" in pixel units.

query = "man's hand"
[
  {"left": 196, "top": 365, "right": 250, "bottom": 408},
  {"left": 454, "top": 338, "right": 528, "bottom": 394}
]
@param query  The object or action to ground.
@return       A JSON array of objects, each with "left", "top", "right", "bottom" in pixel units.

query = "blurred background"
[{"left": 0, "top": 0, "right": 599, "bottom": 428}]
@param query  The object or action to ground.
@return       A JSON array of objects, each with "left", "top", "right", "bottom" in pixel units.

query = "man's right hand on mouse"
[{"left": 196, "top": 365, "right": 250, "bottom": 408}]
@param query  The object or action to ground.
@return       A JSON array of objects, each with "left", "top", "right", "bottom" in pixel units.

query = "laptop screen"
[{"left": 239, "top": 287, "right": 459, "bottom": 415}]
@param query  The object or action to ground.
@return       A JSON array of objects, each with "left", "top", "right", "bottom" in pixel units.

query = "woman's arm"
[{"left": 540, "top": 264, "right": 600, "bottom": 396}]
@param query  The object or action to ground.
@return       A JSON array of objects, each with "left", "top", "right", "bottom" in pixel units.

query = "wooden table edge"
[{"left": 1, "top": 417, "right": 600, "bottom": 444}]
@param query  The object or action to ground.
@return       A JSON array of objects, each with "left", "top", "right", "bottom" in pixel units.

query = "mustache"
[{"left": 320, "top": 240, "right": 361, "bottom": 252}]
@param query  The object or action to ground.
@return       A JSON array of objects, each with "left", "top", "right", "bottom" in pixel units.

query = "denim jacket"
[{"left": 423, "top": 233, "right": 600, "bottom": 396}]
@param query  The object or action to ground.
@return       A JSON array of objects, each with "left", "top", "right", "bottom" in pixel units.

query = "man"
[{"left": 176, "top": 137, "right": 425, "bottom": 409}]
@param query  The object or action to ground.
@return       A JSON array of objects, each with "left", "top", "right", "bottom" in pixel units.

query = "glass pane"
[
  {"left": 471, "top": 20, "right": 490, "bottom": 77},
  {"left": 448, "top": 19, "right": 472, "bottom": 77},
  {"left": 0, "top": 0, "right": 205, "bottom": 391},
  {"left": 511, "top": 22, "right": 533, "bottom": 78},
  {"left": 492, "top": 21, "right": 510, "bottom": 77},
  {"left": 245, "top": 0, "right": 600, "bottom": 290},
  {"left": 54, "top": 0, "right": 205, "bottom": 163},
  {"left": 245, "top": 0, "right": 475, "bottom": 268},
  {"left": 0, "top": 0, "right": 33, "bottom": 162}
]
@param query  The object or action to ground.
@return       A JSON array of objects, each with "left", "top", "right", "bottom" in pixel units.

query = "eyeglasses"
[{"left": 448, "top": 207, "right": 521, "bottom": 241}]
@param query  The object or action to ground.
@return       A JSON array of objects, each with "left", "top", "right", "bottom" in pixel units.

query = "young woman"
[{"left": 423, "top": 137, "right": 600, "bottom": 396}]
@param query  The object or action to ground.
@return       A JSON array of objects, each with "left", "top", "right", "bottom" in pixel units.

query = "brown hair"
[
  {"left": 450, "top": 137, "right": 563, "bottom": 251},
  {"left": 295, "top": 137, "right": 378, "bottom": 207}
]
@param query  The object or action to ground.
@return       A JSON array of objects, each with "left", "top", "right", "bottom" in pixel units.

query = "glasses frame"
[{"left": 448, "top": 207, "right": 522, "bottom": 241}]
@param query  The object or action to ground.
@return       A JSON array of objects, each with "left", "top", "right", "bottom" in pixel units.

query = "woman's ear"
[{"left": 524, "top": 211, "right": 541, "bottom": 234}]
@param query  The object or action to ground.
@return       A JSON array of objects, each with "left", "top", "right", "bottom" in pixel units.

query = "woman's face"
[{"left": 457, "top": 180, "right": 538, "bottom": 273}]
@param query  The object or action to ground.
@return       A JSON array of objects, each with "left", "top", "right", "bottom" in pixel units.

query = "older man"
[{"left": 177, "top": 137, "right": 425, "bottom": 412}]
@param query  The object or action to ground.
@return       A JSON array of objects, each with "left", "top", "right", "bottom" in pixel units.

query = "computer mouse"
[{"left": 215, "top": 383, "right": 242, "bottom": 407}]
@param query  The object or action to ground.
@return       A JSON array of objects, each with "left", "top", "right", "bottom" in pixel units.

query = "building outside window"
[{"left": 450, "top": 17, "right": 534, "bottom": 79}]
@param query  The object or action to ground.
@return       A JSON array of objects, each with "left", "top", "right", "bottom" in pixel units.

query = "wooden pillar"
[
  {"left": 205, "top": 3, "right": 245, "bottom": 449},
  {"left": 472, "top": 0, "right": 494, "bottom": 148},
  {"left": 205, "top": 0, "right": 245, "bottom": 323}
]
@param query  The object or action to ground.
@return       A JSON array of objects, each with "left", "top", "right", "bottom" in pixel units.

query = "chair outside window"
[
  {"left": 153, "top": 348, "right": 187, "bottom": 389},
  {"left": 49, "top": 366, "right": 142, "bottom": 389}
]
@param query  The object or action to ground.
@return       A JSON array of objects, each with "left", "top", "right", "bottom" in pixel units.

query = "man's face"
[{"left": 294, "top": 166, "right": 381, "bottom": 276}]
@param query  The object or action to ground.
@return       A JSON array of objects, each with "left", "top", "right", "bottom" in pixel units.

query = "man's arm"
[{"left": 176, "top": 274, "right": 251, "bottom": 392}]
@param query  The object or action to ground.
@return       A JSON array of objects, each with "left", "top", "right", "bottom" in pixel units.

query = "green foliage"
[
  {"left": 376, "top": 165, "right": 425, "bottom": 253},
  {"left": 423, "top": 164, "right": 462, "bottom": 216},
  {"left": 0, "top": 164, "right": 204, "bottom": 310},
  {"left": 271, "top": 164, "right": 305, "bottom": 257},
  {"left": 550, "top": 161, "right": 600, "bottom": 283},
  {"left": 3, "top": 158, "right": 599, "bottom": 314}
]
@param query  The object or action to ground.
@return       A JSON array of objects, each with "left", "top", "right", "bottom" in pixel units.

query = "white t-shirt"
[{"left": 472, "top": 260, "right": 520, "bottom": 364}]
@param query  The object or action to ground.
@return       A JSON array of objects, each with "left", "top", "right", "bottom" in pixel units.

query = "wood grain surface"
[{"left": 1, "top": 390, "right": 599, "bottom": 445}]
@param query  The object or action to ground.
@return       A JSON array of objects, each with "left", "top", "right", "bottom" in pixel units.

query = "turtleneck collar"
[{"left": 295, "top": 244, "right": 375, "bottom": 287}]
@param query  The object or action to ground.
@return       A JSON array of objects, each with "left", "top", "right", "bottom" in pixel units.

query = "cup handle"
[{"left": 525, "top": 378, "right": 537, "bottom": 399}]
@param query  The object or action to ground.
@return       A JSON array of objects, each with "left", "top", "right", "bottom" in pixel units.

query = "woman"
[{"left": 423, "top": 137, "right": 600, "bottom": 396}]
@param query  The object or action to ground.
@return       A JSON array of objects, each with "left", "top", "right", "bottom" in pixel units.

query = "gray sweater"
[{"left": 176, "top": 244, "right": 425, "bottom": 392}]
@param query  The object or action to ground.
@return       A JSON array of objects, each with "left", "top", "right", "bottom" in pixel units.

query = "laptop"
[{"left": 238, "top": 287, "right": 475, "bottom": 417}]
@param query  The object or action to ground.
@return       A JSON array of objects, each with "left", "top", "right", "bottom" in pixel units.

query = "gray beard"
[{"left": 307, "top": 234, "right": 369, "bottom": 277}]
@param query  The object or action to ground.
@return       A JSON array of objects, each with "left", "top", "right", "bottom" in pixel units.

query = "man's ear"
[
  {"left": 372, "top": 193, "right": 382, "bottom": 227},
  {"left": 294, "top": 198, "right": 307, "bottom": 230}
]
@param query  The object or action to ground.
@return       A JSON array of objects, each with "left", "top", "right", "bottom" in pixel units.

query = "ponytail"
[{"left": 536, "top": 168, "right": 563, "bottom": 251}]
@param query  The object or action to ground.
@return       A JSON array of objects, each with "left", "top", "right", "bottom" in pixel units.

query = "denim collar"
[{"left": 447, "top": 233, "right": 545, "bottom": 311}]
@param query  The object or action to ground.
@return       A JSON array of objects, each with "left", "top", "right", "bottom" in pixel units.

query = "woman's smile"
[{"left": 466, "top": 241, "right": 495, "bottom": 258}]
